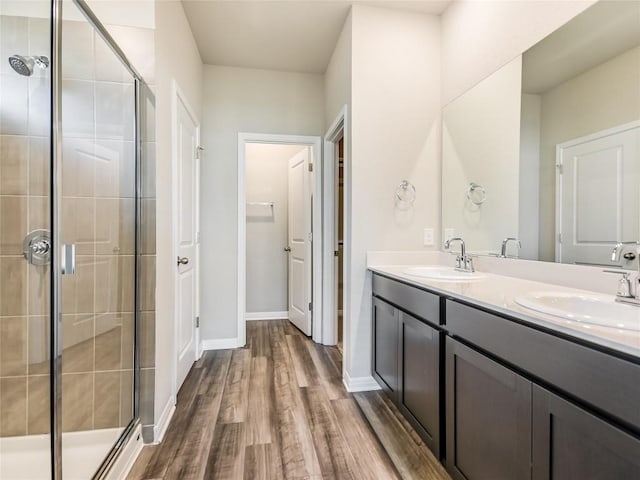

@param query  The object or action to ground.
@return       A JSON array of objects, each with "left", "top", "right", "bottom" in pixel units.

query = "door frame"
[
  {"left": 555, "top": 120, "right": 640, "bottom": 262},
  {"left": 171, "top": 80, "right": 201, "bottom": 399},
  {"left": 237, "top": 133, "right": 323, "bottom": 346},
  {"left": 321, "top": 106, "right": 349, "bottom": 354}
]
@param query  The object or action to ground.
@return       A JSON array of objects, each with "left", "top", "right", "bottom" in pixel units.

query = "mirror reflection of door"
[{"left": 557, "top": 123, "right": 639, "bottom": 268}]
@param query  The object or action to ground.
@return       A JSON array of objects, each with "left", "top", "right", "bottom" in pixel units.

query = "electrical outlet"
[
  {"left": 423, "top": 228, "right": 434, "bottom": 246},
  {"left": 444, "top": 228, "right": 455, "bottom": 242}
]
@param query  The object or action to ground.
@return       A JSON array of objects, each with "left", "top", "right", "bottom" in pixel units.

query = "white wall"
[
  {"left": 441, "top": 56, "right": 522, "bottom": 255},
  {"left": 200, "top": 65, "right": 324, "bottom": 341},
  {"left": 245, "top": 143, "right": 305, "bottom": 314},
  {"left": 324, "top": 11, "right": 352, "bottom": 130},
  {"left": 441, "top": 0, "right": 596, "bottom": 105},
  {"left": 538, "top": 46, "right": 640, "bottom": 261},
  {"left": 153, "top": 0, "right": 202, "bottom": 430},
  {"left": 347, "top": 5, "right": 441, "bottom": 380}
]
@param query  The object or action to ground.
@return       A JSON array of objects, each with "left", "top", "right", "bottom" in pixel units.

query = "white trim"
[
  {"left": 238, "top": 133, "right": 323, "bottom": 347},
  {"left": 153, "top": 397, "right": 176, "bottom": 444},
  {"left": 104, "top": 425, "right": 143, "bottom": 480},
  {"left": 171, "top": 79, "right": 201, "bottom": 401},
  {"left": 201, "top": 337, "right": 241, "bottom": 350},
  {"left": 246, "top": 311, "right": 289, "bottom": 321},
  {"left": 555, "top": 120, "right": 640, "bottom": 263},
  {"left": 342, "top": 371, "right": 381, "bottom": 393}
]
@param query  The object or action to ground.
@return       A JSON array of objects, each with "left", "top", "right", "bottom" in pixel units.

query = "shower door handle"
[{"left": 61, "top": 244, "right": 76, "bottom": 275}]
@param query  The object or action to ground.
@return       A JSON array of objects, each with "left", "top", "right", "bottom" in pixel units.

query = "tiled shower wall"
[
  {"left": 0, "top": 14, "right": 52, "bottom": 437},
  {"left": 0, "top": 14, "right": 157, "bottom": 437}
]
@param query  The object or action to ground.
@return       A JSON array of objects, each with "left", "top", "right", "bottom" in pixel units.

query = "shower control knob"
[
  {"left": 30, "top": 240, "right": 50, "bottom": 255},
  {"left": 23, "top": 229, "right": 51, "bottom": 266},
  {"left": 177, "top": 256, "right": 189, "bottom": 266}
]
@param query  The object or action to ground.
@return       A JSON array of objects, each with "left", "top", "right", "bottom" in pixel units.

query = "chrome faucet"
[
  {"left": 500, "top": 237, "right": 521, "bottom": 258},
  {"left": 604, "top": 241, "right": 640, "bottom": 306},
  {"left": 444, "top": 237, "right": 474, "bottom": 272}
]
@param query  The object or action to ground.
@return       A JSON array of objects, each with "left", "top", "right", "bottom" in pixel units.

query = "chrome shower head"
[{"left": 8, "top": 55, "right": 49, "bottom": 77}]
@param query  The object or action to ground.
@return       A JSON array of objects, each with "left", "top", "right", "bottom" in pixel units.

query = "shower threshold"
[{"left": 0, "top": 427, "right": 123, "bottom": 479}]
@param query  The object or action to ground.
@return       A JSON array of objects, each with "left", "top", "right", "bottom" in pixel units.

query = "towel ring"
[
  {"left": 466, "top": 182, "right": 486, "bottom": 206},
  {"left": 395, "top": 180, "right": 416, "bottom": 206}
]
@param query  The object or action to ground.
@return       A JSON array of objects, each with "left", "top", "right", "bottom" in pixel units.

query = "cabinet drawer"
[
  {"left": 373, "top": 273, "right": 440, "bottom": 324},
  {"left": 446, "top": 299, "right": 640, "bottom": 433}
]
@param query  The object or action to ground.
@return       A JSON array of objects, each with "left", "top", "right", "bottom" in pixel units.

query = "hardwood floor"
[{"left": 127, "top": 320, "right": 450, "bottom": 480}]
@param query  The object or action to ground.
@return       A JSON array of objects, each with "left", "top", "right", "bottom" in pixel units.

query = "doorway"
[
  {"left": 335, "top": 137, "right": 345, "bottom": 352},
  {"left": 321, "top": 106, "right": 348, "bottom": 363},
  {"left": 238, "top": 134, "right": 322, "bottom": 345}
]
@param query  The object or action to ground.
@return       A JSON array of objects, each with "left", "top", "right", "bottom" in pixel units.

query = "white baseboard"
[
  {"left": 153, "top": 397, "right": 176, "bottom": 444},
  {"left": 245, "top": 311, "right": 288, "bottom": 321},
  {"left": 105, "top": 424, "right": 143, "bottom": 480},
  {"left": 342, "top": 371, "right": 382, "bottom": 393},
  {"left": 201, "top": 337, "right": 241, "bottom": 351}
]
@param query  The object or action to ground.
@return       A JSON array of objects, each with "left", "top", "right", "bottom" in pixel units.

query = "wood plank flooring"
[{"left": 127, "top": 320, "right": 450, "bottom": 480}]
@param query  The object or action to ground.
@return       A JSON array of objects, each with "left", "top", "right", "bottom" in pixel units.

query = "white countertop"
[{"left": 369, "top": 264, "right": 640, "bottom": 360}]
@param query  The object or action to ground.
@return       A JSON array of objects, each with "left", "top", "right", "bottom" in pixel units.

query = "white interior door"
[
  {"left": 175, "top": 94, "right": 199, "bottom": 390},
  {"left": 287, "top": 147, "right": 312, "bottom": 335},
  {"left": 558, "top": 124, "right": 639, "bottom": 266}
]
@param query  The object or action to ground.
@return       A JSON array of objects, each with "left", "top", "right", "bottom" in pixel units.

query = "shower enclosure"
[{"left": 0, "top": 0, "right": 152, "bottom": 478}]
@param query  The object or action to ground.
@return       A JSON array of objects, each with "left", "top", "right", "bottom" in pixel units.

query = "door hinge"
[
  {"left": 558, "top": 233, "right": 562, "bottom": 244},
  {"left": 308, "top": 232, "right": 313, "bottom": 242},
  {"left": 556, "top": 163, "right": 563, "bottom": 174},
  {"left": 195, "top": 316, "right": 200, "bottom": 328},
  {"left": 196, "top": 231, "right": 200, "bottom": 243},
  {"left": 308, "top": 302, "right": 312, "bottom": 311},
  {"left": 196, "top": 145, "right": 204, "bottom": 160},
  {"left": 334, "top": 250, "right": 339, "bottom": 257},
  {"left": 308, "top": 163, "right": 313, "bottom": 172}
]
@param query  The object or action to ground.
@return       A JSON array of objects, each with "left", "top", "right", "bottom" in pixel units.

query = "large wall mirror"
[{"left": 442, "top": 0, "right": 640, "bottom": 269}]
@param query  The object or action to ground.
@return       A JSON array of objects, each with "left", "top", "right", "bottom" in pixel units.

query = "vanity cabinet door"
[
  {"left": 398, "top": 312, "right": 441, "bottom": 457},
  {"left": 446, "top": 337, "right": 532, "bottom": 480},
  {"left": 372, "top": 297, "right": 399, "bottom": 398},
  {"left": 532, "top": 385, "right": 640, "bottom": 480}
]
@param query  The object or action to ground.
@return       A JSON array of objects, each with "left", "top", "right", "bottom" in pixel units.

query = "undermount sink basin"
[
  {"left": 514, "top": 292, "right": 640, "bottom": 331},
  {"left": 403, "top": 266, "right": 485, "bottom": 281}
]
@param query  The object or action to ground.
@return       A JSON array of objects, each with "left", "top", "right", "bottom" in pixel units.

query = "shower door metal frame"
[{"left": 50, "top": 0, "right": 147, "bottom": 478}]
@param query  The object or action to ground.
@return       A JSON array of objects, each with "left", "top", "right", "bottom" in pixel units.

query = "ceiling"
[
  {"left": 181, "top": 1, "right": 451, "bottom": 74},
  {"left": 523, "top": 0, "right": 640, "bottom": 94}
]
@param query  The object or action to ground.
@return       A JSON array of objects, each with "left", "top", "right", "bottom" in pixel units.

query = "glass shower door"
[{"left": 59, "top": 1, "right": 136, "bottom": 477}]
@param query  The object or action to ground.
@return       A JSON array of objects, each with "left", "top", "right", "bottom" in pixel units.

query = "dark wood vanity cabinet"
[
  {"left": 371, "top": 273, "right": 640, "bottom": 480},
  {"left": 398, "top": 311, "right": 441, "bottom": 455},
  {"left": 372, "top": 297, "right": 399, "bottom": 398},
  {"left": 445, "top": 337, "right": 532, "bottom": 480},
  {"left": 532, "top": 385, "right": 640, "bottom": 480},
  {"left": 372, "top": 274, "right": 442, "bottom": 456},
  {"left": 445, "top": 299, "right": 640, "bottom": 480}
]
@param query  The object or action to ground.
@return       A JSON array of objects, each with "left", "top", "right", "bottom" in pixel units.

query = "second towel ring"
[{"left": 466, "top": 182, "right": 486, "bottom": 206}]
